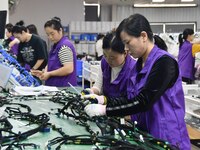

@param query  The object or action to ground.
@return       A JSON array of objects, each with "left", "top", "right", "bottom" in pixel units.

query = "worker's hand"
[
  {"left": 81, "top": 88, "right": 94, "bottom": 95},
  {"left": 30, "top": 70, "right": 43, "bottom": 77},
  {"left": 39, "top": 72, "right": 51, "bottom": 81},
  {"left": 82, "top": 94, "right": 106, "bottom": 105},
  {"left": 84, "top": 104, "right": 106, "bottom": 117}
]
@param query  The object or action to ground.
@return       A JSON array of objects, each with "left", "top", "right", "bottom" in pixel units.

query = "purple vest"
[
  {"left": 128, "top": 46, "right": 190, "bottom": 149},
  {"left": 178, "top": 41, "right": 195, "bottom": 80},
  {"left": 45, "top": 36, "right": 77, "bottom": 87},
  {"left": 101, "top": 54, "right": 136, "bottom": 97},
  {"left": 9, "top": 36, "right": 19, "bottom": 55}
]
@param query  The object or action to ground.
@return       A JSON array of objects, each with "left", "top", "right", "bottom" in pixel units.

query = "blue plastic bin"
[
  {"left": 80, "top": 34, "right": 90, "bottom": 41},
  {"left": 71, "top": 34, "right": 80, "bottom": 41},
  {"left": 90, "top": 34, "right": 97, "bottom": 41},
  {"left": 76, "top": 60, "right": 83, "bottom": 76}
]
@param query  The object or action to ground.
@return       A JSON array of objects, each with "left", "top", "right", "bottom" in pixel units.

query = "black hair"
[
  {"left": 44, "top": 16, "right": 63, "bottom": 32},
  {"left": 15, "top": 20, "right": 24, "bottom": 26},
  {"left": 103, "top": 32, "right": 125, "bottom": 54},
  {"left": 5, "top": 23, "right": 13, "bottom": 33},
  {"left": 116, "top": 14, "right": 153, "bottom": 41},
  {"left": 178, "top": 28, "right": 194, "bottom": 48},
  {"left": 26, "top": 24, "right": 38, "bottom": 35},
  {"left": 154, "top": 35, "right": 168, "bottom": 51},
  {"left": 12, "top": 20, "right": 27, "bottom": 34},
  {"left": 97, "top": 33, "right": 105, "bottom": 41},
  {"left": 116, "top": 13, "right": 167, "bottom": 50}
]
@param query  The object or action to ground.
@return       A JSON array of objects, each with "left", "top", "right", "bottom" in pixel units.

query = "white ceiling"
[{"left": 84, "top": 0, "right": 199, "bottom": 6}]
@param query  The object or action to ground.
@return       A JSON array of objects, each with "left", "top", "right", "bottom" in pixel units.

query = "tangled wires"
[{"left": 0, "top": 103, "right": 50, "bottom": 149}]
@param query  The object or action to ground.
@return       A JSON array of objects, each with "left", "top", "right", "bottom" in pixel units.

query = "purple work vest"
[
  {"left": 178, "top": 40, "right": 195, "bottom": 80},
  {"left": 128, "top": 45, "right": 190, "bottom": 149},
  {"left": 45, "top": 36, "right": 77, "bottom": 87},
  {"left": 9, "top": 36, "right": 19, "bottom": 55},
  {"left": 101, "top": 54, "right": 136, "bottom": 97}
]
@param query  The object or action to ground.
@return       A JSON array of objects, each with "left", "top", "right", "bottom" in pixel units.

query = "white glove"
[
  {"left": 84, "top": 104, "right": 106, "bottom": 117},
  {"left": 83, "top": 94, "right": 106, "bottom": 105}
]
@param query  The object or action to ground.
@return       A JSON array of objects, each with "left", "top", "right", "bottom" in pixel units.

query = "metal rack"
[{"left": 82, "top": 61, "right": 100, "bottom": 88}]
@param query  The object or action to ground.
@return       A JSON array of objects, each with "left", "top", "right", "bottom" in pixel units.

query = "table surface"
[
  {"left": 1, "top": 87, "right": 198, "bottom": 150},
  {"left": 1, "top": 87, "right": 102, "bottom": 150}
]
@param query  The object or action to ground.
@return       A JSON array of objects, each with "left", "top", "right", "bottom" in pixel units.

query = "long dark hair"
[
  {"left": 103, "top": 32, "right": 125, "bottom": 54},
  {"left": 178, "top": 28, "right": 194, "bottom": 48},
  {"left": 116, "top": 14, "right": 167, "bottom": 51}
]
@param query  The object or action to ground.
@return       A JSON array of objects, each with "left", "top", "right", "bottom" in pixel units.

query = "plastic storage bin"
[
  {"left": 76, "top": 60, "right": 83, "bottom": 77},
  {"left": 80, "top": 34, "right": 90, "bottom": 41}
]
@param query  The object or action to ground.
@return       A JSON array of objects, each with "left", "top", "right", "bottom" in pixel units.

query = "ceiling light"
[
  {"left": 181, "top": 0, "right": 194, "bottom": 2},
  {"left": 152, "top": 0, "right": 165, "bottom": 2},
  {"left": 133, "top": 3, "right": 197, "bottom": 8}
]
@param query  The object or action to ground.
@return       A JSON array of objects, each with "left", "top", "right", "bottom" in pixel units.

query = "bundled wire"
[
  {"left": 0, "top": 103, "right": 50, "bottom": 149},
  {"left": 49, "top": 89, "right": 81, "bottom": 105},
  {"left": 46, "top": 129, "right": 144, "bottom": 150},
  {"left": 48, "top": 90, "right": 178, "bottom": 150}
]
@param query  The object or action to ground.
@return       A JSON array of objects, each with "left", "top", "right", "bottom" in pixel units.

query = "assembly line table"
[{"left": 0, "top": 89, "right": 100, "bottom": 150}]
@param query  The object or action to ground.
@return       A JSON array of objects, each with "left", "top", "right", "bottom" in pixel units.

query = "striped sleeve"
[{"left": 58, "top": 45, "right": 74, "bottom": 64}]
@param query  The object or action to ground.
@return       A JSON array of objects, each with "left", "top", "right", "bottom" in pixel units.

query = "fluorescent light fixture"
[
  {"left": 134, "top": 3, "right": 197, "bottom": 7},
  {"left": 152, "top": 0, "right": 165, "bottom": 2},
  {"left": 181, "top": 0, "right": 194, "bottom": 2}
]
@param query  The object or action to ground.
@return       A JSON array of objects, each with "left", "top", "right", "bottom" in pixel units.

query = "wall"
[
  {"left": 101, "top": 5, "right": 111, "bottom": 21},
  {"left": 9, "top": 0, "right": 200, "bottom": 33},
  {"left": 102, "top": 3, "right": 200, "bottom": 31},
  {"left": 9, "top": 0, "right": 84, "bottom": 38}
]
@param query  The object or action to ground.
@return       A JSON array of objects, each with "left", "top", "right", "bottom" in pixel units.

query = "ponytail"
[
  {"left": 153, "top": 35, "right": 168, "bottom": 51},
  {"left": 178, "top": 33, "right": 183, "bottom": 48}
]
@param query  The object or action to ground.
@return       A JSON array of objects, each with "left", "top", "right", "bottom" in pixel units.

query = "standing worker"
[
  {"left": 84, "top": 14, "right": 190, "bottom": 149},
  {"left": 12, "top": 21, "right": 47, "bottom": 71},
  {"left": 31, "top": 17, "right": 77, "bottom": 87},
  {"left": 178, "top": 28, "right": 195, "bottom": 84}
]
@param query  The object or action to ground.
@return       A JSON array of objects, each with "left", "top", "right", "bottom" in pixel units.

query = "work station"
[{"left": 0, "top": 0, "right": 200, "bottom": 149}]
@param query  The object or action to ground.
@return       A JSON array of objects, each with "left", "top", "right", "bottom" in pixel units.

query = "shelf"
[
  {"left": 70, "top": 31, "right": 105, "bottom": 34},
  {"left": 185, "top": 96, "right": 200, "bottom": 105},
  {"left": 71, "top": 41, "right": 96, "bottom": 44},
  {"left": 186, "top": 111, "right": 200, "bottom": 119}
]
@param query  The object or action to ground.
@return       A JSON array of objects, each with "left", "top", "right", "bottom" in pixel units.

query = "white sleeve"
[
  {"left": 58, "top": 45, "right": 73, "bottom": 64},
  {"left": 92, "top": 64, "right": 103, "bottom": 94}
]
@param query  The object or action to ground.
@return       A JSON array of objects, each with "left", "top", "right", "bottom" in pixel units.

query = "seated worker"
[
  {"left": 31, "top": 17, "right": 77, "bottom": 87},
  {"left": 3, "top": 23, "right": 19, "bottom": 56},
  {"left": 82, "top": 32, "right": 136, "bottom": 102},
  {"left": 83, "top": 14, "right": 190, "bottom": 149},
  {"left": 12, "top": 21, "right": 47, "bottom": 71}
]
